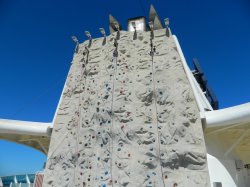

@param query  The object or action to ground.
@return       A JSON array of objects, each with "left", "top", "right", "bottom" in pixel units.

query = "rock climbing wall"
[{"left": 43, "top": 29, "right": 210, "bottom": 187}]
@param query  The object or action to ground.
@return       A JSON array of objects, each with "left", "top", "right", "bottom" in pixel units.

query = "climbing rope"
[
  {"left": 45, "top": 47, "right": 89, "bottom": 186},
  {"left": 74, "top": 46, "right": 90, "bottom": 186},
  {"left": 109, "top": 37, "right": 119, "bottom": 187},
  {"left": 150, "top": 35, "right": 166, "bottom": 187}
]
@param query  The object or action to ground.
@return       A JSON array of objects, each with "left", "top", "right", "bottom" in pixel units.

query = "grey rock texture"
[{"left": 43, "top": 29, "right": 210, "bottom": 187}]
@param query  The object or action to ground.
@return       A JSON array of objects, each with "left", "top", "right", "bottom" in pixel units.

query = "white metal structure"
[{"left": 0, "top": 120, "right": 52, "bottom": 154}]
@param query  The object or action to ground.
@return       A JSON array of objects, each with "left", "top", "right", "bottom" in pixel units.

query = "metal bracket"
[
  {"left": 71, "top": 36, "right": 79, "bottom": 53},
  {"left": 84, "top": 31, "right": 92, "bottom": 48},
  {"left": 99, "top": 28, "right": 106, "bottom": 45}
]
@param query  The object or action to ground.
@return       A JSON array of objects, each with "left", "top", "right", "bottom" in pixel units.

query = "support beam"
[
  {"left": 0, "top": 119, "right": 52, "bottom": 136},
  {"left": 205, "top": 103, "right": 250, "bottom": 128}
]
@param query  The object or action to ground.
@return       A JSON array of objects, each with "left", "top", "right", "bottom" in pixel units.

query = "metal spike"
[
  {"left": 149, "top": 4, "right": 163, "bottom": 30},
  {"left": 109, "top": 14, "right": 122, "bottom": 34}
]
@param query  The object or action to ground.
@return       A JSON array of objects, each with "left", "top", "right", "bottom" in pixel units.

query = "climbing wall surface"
[{"left": 43, "top": 29, "right": 210, "bottom": 187}]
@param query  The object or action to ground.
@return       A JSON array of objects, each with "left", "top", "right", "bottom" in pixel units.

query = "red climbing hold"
[{"left": 108, "top": 179, "right": 112, "bottom": 184}]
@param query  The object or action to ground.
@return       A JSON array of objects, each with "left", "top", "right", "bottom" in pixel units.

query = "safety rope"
[
  {"left": 109, "top": 37, "right": 119, "bottom": 187},
  {"left": 150, "top": 36, "right": 166, "bottom": 187},
  {"left": 74, "top": 46, "right": 90, "bottom": 186},
  {"left": 45, "top": 46, "right": 89, "bottom": 186}
]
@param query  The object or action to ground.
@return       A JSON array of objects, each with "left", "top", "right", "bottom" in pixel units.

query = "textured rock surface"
[{"left": 43, "top": 29, "right": 210, "bottom": 187}]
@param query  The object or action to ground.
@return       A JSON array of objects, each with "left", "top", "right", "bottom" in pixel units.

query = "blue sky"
[{"left": 0, "top": 0, "right": 249, "bottom": 176}]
